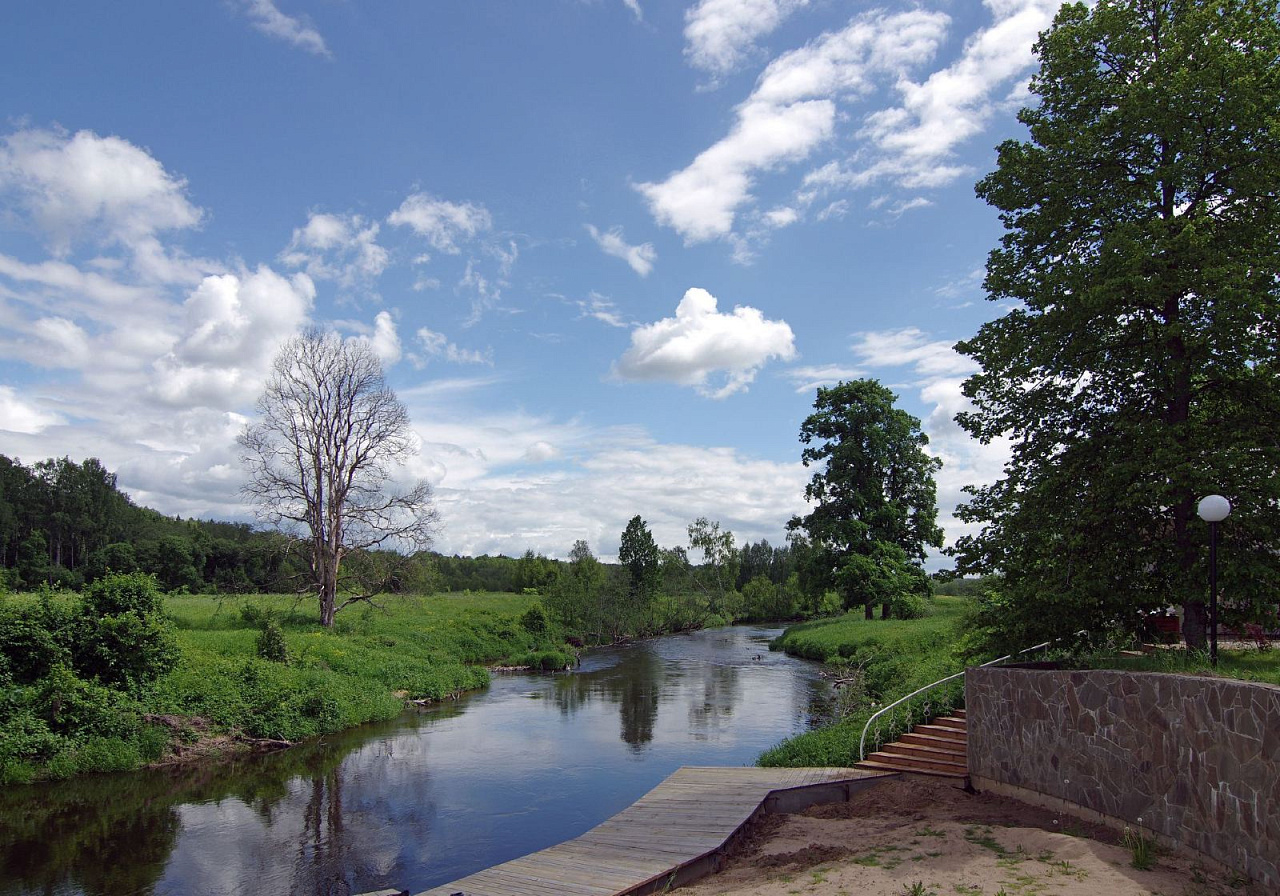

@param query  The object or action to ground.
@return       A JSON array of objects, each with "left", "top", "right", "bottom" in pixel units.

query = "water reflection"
[{"left": 1, "top": 626, "right": 828, "bottom": 896}]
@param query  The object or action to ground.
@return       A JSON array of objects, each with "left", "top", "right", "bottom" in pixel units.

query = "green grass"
[
  {"left": 2, "top": 590, "right": 570, "bottom": 782},
  {"left": 1073, "top": 646, "right": 1280, "bottom": 684},
  {"left": 759, "top": 597, "right": 971, "bottom": 768}
]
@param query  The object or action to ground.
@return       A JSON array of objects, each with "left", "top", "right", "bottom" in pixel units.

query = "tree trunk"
[
  {"left": 881, "top": 600, "right": 893, "bottom": 619},
  {"left": 1183, "top": 599, "right": 1208, "bottom": 651},
  {"left": 864, "top": 601, "right": 874, "bottom": 620}
]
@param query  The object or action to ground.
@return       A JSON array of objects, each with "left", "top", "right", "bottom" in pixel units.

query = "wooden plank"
[{"left": 408, "top": 766, "right": 888, "bottom": 896}]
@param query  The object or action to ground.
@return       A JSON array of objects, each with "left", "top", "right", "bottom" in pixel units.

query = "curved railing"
[{"left": 856, "top": 631, "right": 1086, "bottom": 762}]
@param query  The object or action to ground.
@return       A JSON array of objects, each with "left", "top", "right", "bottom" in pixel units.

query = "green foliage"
[
  {"left": 255, "top": 620, "right": 289, "bottom": 663},
  {"left": 619, "top": 515, "right": 660, "bottom": 604},
  {"left": 759, "top": 597, "right": 971, "bottom": 767},
  {"left": 887, "top": 592, "right": 930, "bottom": 620},
  {"left": 789, "top": 380, "right": 942, "bottom": 616},
  {"left": 740, "top": 574, "right": 797, "bottom": 622},
  {"left": 687, "top": 517, "right": 740, "bottom": 613},
  {"left": 74, "top": 573, "right": 177, "bottom": 690},
  {"left": 953, "top": 0, "right": 1280, "bottom": 649},
  {"left": 519, "top": 601, "right": 549, "bottom": 635}
]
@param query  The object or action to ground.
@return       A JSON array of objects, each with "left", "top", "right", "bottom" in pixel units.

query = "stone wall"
[{"left": 966, "top": 667, "right": 1280, "bottom": 888}]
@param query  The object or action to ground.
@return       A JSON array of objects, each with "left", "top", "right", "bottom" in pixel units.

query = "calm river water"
[{"left": 0, "top": 625, "right": 831, "bottom": 896}]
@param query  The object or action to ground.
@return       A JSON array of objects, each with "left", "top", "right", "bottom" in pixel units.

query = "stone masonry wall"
[{"left": 966, "top": 667, "right": 1280, "bottom": 888}]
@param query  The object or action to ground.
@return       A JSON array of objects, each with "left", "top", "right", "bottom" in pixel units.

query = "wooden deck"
[{"left": 398, "top": 765, "right": 894, "bottom": 896}]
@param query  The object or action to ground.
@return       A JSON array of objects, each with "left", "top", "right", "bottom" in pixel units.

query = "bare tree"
[{"left": 238, "top": 328, "right": 438, "bottom": 626}]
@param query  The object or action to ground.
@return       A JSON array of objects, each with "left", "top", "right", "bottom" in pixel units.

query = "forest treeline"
[{"left": 0, "top": 454, "right": 805, "bottom": 602}]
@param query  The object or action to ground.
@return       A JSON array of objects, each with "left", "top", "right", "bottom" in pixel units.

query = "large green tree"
[
  {"left": 789, "top": 380, "right": 943, "bottom": 618},
  {"left": 953, "top": 0, "right": 1280, "bottom": 648},
  {"left": 618, "top": 515, "right": 660, "bottom": 604}
]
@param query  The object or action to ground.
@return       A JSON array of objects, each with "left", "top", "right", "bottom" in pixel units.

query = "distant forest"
[{"left": 0, "top": 454, "right": 800, "bottom": 596}]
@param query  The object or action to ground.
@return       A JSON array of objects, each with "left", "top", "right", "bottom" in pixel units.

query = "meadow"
[{"left": 0, "top": 587, "right": 566, "bottom": 783}]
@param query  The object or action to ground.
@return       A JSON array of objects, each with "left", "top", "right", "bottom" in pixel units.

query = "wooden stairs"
[{"left": 855, "top": 709, "right": 968, "bottom": 779}]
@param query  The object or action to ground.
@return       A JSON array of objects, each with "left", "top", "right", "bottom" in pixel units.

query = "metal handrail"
[{"left": 856, "top": 631, "right": 1086, "bottom": 761}]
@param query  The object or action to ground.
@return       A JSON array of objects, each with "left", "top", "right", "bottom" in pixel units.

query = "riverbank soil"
[{"left": 681, "top": 776, "right": 1259, "bottom": 896}]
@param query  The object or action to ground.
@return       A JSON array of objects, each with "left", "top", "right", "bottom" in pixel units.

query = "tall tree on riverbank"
[
  {"left": 952, "top": 0, "right": 1280, "bottom": 648},
  {"left": 789, "top": 380, "right": 943, "bottom": 618},
  {"left": 239, "top": 328, "right": 438, "bottom": 626}
]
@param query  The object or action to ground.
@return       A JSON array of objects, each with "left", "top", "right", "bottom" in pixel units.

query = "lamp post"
[{"left": 1197, "top": 494, "right": 1231, "bottom": 666}]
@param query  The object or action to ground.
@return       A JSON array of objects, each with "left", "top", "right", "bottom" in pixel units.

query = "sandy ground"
[{"left": 678, "top": 776, "right": 1261, "bottom": 896}]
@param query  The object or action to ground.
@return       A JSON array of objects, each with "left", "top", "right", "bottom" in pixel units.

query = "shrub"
[
  {"left": 889, "top": 593, "right": 930, "bottom": 619},
  {"left": 519, "top": 602, "right": 550, "bottom": 635},
  {"left": 256, "top": 620, "right": 290, "bottom": 663},
  {"left": 74, "top": 609, "right": 179, "bottom": 691},
  {"left": 82, "top": 571, "right": 165, "bottom": 617},
  {"left": 0, "top": 603, "right": 71, "bottom": 685}
]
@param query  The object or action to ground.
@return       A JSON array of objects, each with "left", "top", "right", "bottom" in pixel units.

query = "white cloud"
[
  {"left": 151, "top": 266, "right": 314, "bottom": 407},
  {"left": 280, "top": 211, "right": 389, "bottom": 290},
  {"left": 613, "top": 287, "right": 796, "bottom": 398},
  {"left": 573, "top": 292, "right": 630, "bottom": 328},
  {"left": 762, "top": 206, "right": 800, "bottom": 228},
  {"left": 849, "top": 327, "right": 976, "bottom": 378},
  {"left": 0, "top": 386, "right": 63, "bottom": 434},
  {"left": 844, "top": 327, "right": 1007, "bottom": 554},
  {"left": 782, "top": 363, "right": 865, "bottom": 394},
  {"left": 395, "top": 405, "right": 808, "bottom": 561},
  {"left": 414, "top": 327, "right": 491, "bottom": 366},
  {"left": 240, "top": 0, "right": 330, "bottom": 57},
  {"left": 639, "top": 10, "right": 948, "bottom": 244},
  {"left": 523, "top": 440, "right": 560, "bottom": 463},
  {"left": 0, "top": 127, "right": 202, "bottom": 257},
  {"left": 345, "top": 310, "right": 402, "bottom": 365},
  {"left": 622, "top": 0, "right": 643, "bottom": 22},
  {"left": 683, "top": 0, "right": 810, "bottom": 79},
  {"left": 586, "top": 224, "right": 656, "bottom": 276},
  {"left": 388, "top": 193, "right": 492, "bottom": 254},
  {"left": 806, "top": 0, "right": 1061, "bottom": 195}
]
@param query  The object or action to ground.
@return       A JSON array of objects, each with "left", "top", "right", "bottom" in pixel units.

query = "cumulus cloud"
[
  {"left": 240, "top": 0, "right": 330, "bottom": 57},
  {"left": 639, "top": 10, "right": 948, "bottom": 244},
  {"left": 388, "top": 193, "right": 492, "bottom": 254},
  {"left": 0, "top": 386, "right": 63, "bottom": 434},
  {"left": 280, "top": 211, "right": 389, "bottom": 290},
  {"left": 586, "top": 224, "right": 656, "bottom": 276},
  {"left": 684, "top": 0, "right": 810, "bottom": 79},
  {"left": 613, "top": 287, "right": 795, "bottom": 398},
  {"left": 151, "top": 266, "right": 314, "bottom": 407},
  {"left": 414, "top": 327, "right": 491, "bottom": 366},
  {"left": 0, "top": 127, "right": 202, "bottom": 257},
  {"left": 344, "top": 311, "right": 402, "bottom": 365},
  {"left": 393, "top": 403, "right": 808, "bottom": 561}
]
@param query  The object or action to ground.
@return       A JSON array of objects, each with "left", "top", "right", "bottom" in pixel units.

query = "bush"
[
  {"left": 82, "top": 571, "right": 165, "bottom": 617},
  {"left": 888, "top": 593, "right": 930, "bottom": 619},
  {"left": 519, "top": 602, "right": 550, "bottom": 635},
  {"left": 256, "top": 620, "right": 289, "bottom": 663},
  {"left": 75, "top": 608, "right": 179, "bottom": 691},
  {"left": 0, "top": 602, "right": 72, "bottom": 685}
]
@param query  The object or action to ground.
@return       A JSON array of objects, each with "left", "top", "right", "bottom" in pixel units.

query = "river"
[{"left": 0, "top": 625, "right": 831, "bottom": 896}]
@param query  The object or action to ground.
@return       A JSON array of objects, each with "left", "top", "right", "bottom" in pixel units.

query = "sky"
[{"left": 0, "top": 0, "right": 1049, "bottom": 565}]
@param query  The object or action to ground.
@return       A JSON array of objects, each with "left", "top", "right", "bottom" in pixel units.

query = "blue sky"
[{"left": 0, "top": 0, "right": 1049, "bottom": 563}]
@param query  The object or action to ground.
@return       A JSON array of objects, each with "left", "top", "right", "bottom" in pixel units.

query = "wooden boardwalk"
[{"left": 394, "top": 765, "right": 894, "bottom": 896}]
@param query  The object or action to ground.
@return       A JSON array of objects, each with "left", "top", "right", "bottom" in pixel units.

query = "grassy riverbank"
[
  {"left": 759, "top": 596, "right": 1280, "bottom": 768},
  {"left": 0, "top": 589, "right": 570, "bottom": 784},
  {"left": 759, "top": 596, "right": 972, "bottom": 767}
]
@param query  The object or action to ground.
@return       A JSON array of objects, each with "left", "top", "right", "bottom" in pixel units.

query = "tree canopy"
[
  {"left": 239, "top": 328, "right": 438, "bottom": 626},
  {"left": 789, "top": 379, "right": 943, "bottom": 617},
  {"left": 953, "top": 0, "right": 1280, "bottom": 648}
]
